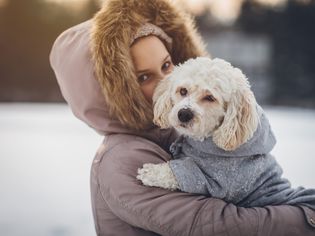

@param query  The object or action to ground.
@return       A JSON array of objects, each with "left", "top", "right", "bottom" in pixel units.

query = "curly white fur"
[
  {"left": 138, "top": 57, "right": 259, "bottom": 190},
  {"left": 154, "top": 57, "right": 259, "bottom": 150}
]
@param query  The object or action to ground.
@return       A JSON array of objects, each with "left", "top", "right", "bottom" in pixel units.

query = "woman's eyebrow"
[
  {"left": 136, "top": 55, "right": 171, "bottom": 74},
  {"left": 162, "top": 55, "right": 170, "bottom": 62},
  {"left": 136, "top": 69, "right": 150, "bottom": 74}
]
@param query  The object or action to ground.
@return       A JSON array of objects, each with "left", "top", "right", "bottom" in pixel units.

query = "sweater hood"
[
  {"left": 182, "top": 106, "right": 277, "bottom": 157},
  {"left": 50, "top": 0, "right": 207, "bottom": 144}
]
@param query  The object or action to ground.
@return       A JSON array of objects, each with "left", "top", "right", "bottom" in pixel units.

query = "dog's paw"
[
  {"left": 137, "top": 163, "right": 163, "bottom": 187},
  {"left": 137, "top": 162, "right": 179, "bottom": 190}
]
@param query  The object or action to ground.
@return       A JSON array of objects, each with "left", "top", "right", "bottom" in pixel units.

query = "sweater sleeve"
[
  {"left": 96, "top": 140, "right": 315, "bottom": 236},
  {"left": 169, "top": 157, "right": 228, "bottom": 198}
]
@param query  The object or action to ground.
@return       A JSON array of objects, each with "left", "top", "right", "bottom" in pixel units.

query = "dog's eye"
[
  {"left": 180, "top": 88, "right": 188, "bottom": 96},
  {"left": 204, "top": 95, "right": 216, "bottom": 102}
]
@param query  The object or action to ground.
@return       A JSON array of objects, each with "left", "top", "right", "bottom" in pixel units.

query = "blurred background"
[
  {"left": 1, "top": 0, "right": 315, "bottom": 106},
  {"left": 0, "top": 0, "right": 314, "bottom": 235}
]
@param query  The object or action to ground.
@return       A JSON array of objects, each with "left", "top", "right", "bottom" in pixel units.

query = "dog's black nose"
[{"left": 178, "top": 108, "right": 194, "bottom": 123}]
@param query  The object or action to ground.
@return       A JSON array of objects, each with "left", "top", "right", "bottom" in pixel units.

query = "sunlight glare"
[
  {"left": 254, "top": 0, "right": 287, "bottom": 7},
  {"left": 0, "top": 0, "right": 8, "bottom": 8},
  {"left": 210, "top": 0, "right": 244, "bottom": 24},
  {"left": 182, "top": 0, "right": 292, "bottom": 24},
  {"left": 43, "top": 0, "right": 90, "bottom": 12},
  {"left": 44, "top": 0, "right": 89, "bottom": 3},
  {"left": 181, "top": 0, "right": 209, "bottom": 16}
]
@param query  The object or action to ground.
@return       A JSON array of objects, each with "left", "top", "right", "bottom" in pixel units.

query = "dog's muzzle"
[{"left": 178, "top": 108, "right": 194, "bottom": 123}]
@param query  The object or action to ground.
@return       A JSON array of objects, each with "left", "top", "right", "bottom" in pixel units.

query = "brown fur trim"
[{"left": 91, "top": 0, "right": 208, "bottom": 130}]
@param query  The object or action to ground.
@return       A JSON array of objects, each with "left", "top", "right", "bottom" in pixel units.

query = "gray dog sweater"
[{"left": 169, "top": 107, "right": 315, "bottom": 210}]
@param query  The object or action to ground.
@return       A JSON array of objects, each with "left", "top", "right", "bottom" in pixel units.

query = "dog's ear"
[
  {"left": 212, "top": 72, "right": 259, "bottom": 151},
  {"left": 153, "top": 77, "right": 173, "bottom": 129}
]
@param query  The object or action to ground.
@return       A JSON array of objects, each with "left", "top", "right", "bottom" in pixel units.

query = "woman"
[{"left": 50, "top": 0, "right": 315, "bottom": 235}]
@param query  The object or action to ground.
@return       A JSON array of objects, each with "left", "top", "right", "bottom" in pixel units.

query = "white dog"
[
  {"left": 136, "top": 57, "right": 315, "bottom": 208},
  {"left": 137, "top": 57, "right": 258, "bottom": 190}
]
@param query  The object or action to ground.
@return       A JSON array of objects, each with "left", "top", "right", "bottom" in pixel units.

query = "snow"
[
  {"left": 0, "top": 103, "right": 314, "bottom": 236},
  {"left": 0, "top": 103, "right": 101, "bottom": 236}
]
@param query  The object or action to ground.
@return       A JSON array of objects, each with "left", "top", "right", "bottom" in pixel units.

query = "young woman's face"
[{"left": 130, "top": 35, "right": 174, "bottom": 103}]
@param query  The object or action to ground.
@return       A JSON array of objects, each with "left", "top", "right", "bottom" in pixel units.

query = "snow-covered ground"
[{"left": 0, "top": 103, "right": 314, "bottom": 236}]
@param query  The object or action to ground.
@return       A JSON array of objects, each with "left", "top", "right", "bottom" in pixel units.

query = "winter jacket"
[
  {"left": 49, "top": 0, "right": 315, "bottom": 235},
  {"left": 170, "top": 106, "right": 315, "bottom": 210}
]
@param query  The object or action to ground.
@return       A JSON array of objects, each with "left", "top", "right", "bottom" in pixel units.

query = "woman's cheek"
[{"left": 140, "top": 82, "right": 155, "bottom": 103}]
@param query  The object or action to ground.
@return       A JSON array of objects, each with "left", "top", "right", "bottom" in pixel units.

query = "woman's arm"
[{"left": 96, "top": 139, "right": 315, "bottom": 236}]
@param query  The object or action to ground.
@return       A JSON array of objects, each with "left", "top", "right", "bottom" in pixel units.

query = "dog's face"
[
  {"left": 166, "top": 71, "right": 226, "bottom": 140},
  {"left": 153, "top": 57, "right": 259, "bottom": 150}
]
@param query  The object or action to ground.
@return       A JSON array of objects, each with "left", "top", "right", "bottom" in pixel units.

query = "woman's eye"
[
  {"left": 180, "top": 88, "right": 188, "bottom": 96},
  {"left": 204, "top": 95, "right": 216, "bottom": 102},
  {"left": 162, "top": 61, "right": 173, "bottom": 71},
  {"left": 138, "top": 74, "right": 150, "bottom": 83}
]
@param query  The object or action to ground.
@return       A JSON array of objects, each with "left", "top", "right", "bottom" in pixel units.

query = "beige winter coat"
[{"left": 50, "top": 0, "right": 315, "bottom": 235}]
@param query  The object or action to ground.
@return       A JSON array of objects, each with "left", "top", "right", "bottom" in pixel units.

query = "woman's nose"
[
  {"left": 158, "top": 70, "right": 172, "bottom": 81},
  {"left": 158, "top": 71, "right": 165, "bottom": 80},
  {"left": 156, "top": 74, "right": 165, "bottom": 82}
]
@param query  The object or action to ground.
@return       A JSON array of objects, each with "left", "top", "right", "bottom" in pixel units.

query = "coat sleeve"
[{"left": 97, "top": 140, "right": 315, "bottom": 236}]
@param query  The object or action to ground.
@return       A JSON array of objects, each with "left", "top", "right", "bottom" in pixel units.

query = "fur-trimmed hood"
[
  {"left": 50, "top": 0, "right": 207, "bottom": 142},
  {"left": 91, "top": 0, "right": 208, "bottom": 130},
  {"left": 50, "top": 19, "right": 176, "bottom": 149}
]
